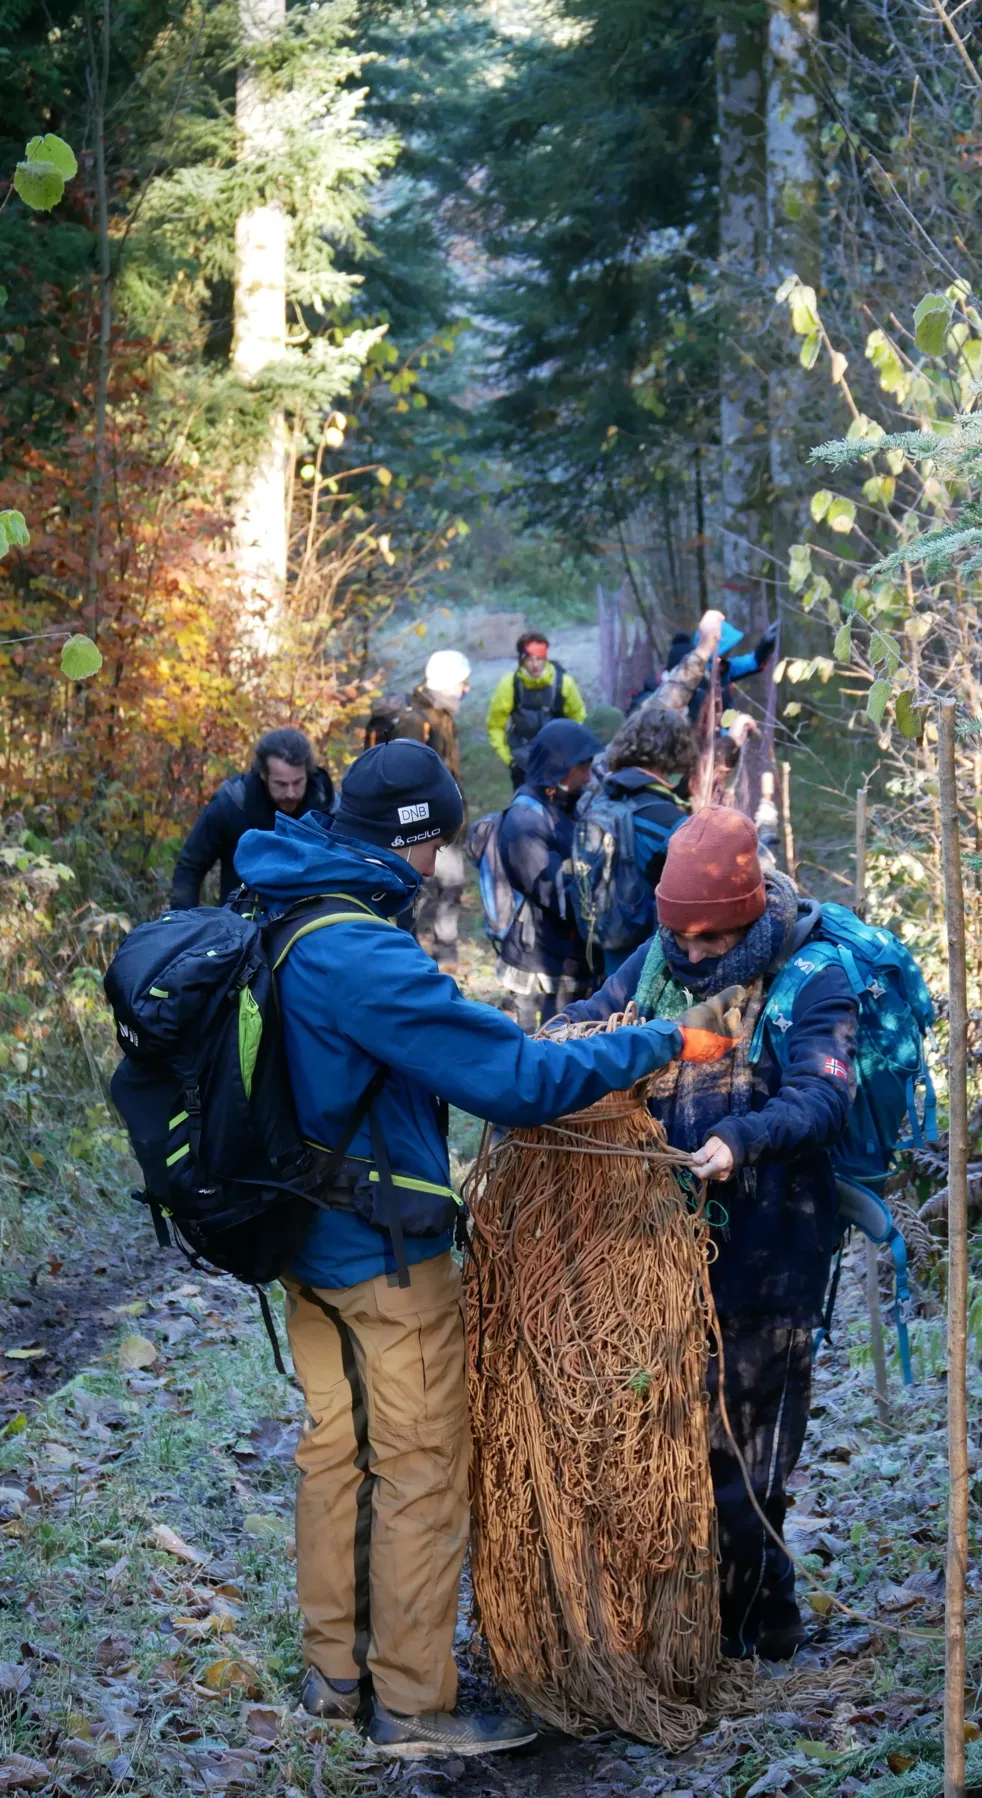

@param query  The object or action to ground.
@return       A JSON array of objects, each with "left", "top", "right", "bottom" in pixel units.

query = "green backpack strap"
[
  {"left": 265, "top": 892, "right": 396, "bottom": 971},
  {"left": 263, "top": 894, "right": 410, "bottom": 1286}
]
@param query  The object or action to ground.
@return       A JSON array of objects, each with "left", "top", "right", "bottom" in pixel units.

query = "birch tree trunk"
[
  {"left": 233, "top": 0, "right": 287, "bottom": 653},
  {"left": 766, "top": 0, "right": 820, "bottom": 611},
  {"left": 717, "top": 8, "right": 770, "bottom": 637}
]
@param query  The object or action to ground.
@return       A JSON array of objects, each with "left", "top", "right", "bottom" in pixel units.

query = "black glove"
[{"left": 755, "top": 621, "right": 780, "bottom": 669}]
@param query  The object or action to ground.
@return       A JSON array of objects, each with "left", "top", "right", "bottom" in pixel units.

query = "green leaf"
[
  {"left": 867, "top": 678, "right": 891, "bottom": 726},
  {"left": 895, "top": 690, "right": 921, "bottom": 739},
  {"left": 913, "top": 291, "right": 954, "bottom": 357},
  {"left": 794, "top": 1738, "right": 842, "bottom": 1764},
  {"left": 799, "top": 331, "right": 821, "bottom": 370},
  {"left": 788, "top": 542, "right": 812, "bottom": 593},
  {"left": 870, "top": 629, "right": 901, "bottom": 674},
  {"left": 24, "top": 134, "right": 77, "bottom": 181},
  {"left": 14, "top": 161, "right": 65, "bottom": 212},
  {"left": 375, "top": 466, "right": 392, "bottom": 487},
  {"left": 810, "top": 489, "right": 833, "bottom": 523},
  {"left": 0, "top": 284, "right": 7, "bottom": 309},
  {"left": 827, "top": 497, "right": 857, "bottom": 534},
  {"left": 790, "top": 285, "right": 819, "bottom": 335},
  {"left": 774, "top": 274, "right": 798, "bottom": 304},
  {"left": 834, "top": 624, "right": 852, "bottom": 661},
  {"left": 60, "top": 634, "right": 103, "bottom": 681},
  {"left": 0, "top": 510, "right": 29, "bottom": 554}
]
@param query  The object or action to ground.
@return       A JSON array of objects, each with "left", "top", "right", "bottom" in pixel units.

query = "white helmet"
[{"left": 425, "top": 649, "right": 472, "bottom": 694}]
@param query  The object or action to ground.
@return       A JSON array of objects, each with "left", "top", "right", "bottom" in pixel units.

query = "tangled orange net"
[{"left": 464, "top": 1013, "right": 721, "bottom": 1748}]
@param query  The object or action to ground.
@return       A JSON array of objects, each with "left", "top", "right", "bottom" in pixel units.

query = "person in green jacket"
[{"left": 486, "top": 629, "right": 587, "bottom": 787}]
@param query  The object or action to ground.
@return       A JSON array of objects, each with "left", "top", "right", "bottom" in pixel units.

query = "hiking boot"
[
  {"left": 299, "top": 1666, "right": 360, "bottom": 1725},
  {"left": 756, "top": 1619, "right": 810, "bottom": 1661},
  {"left": 367, "top": 1698, "right": 537, "bottom": 1759}
]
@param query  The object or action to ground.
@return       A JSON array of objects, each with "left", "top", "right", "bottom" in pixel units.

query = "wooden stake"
[
  {"left": 779, "top": 760, "right": 796, "bottom": 879},
  {"left": 939, "top": 698, "right": 969, "bottom": 1798},
  {"left": 865, "top": 1237, "right": 890, "bottom": 1425},
  {"left": 854, "top": 780, "right": 889, "bottom": 1420},
  {"left": 854, "top": 784, "right": 868, "bottom": 922}
]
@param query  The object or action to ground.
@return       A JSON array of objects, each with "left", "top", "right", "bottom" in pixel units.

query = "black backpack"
[{"left": 103, "top": 895, "right": 409, "bottom": 1366}]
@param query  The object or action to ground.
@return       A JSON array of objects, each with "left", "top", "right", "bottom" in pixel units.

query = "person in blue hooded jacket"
[
  {"left": 495, "top": 717, "right": 603, "bottom": 1032},
  {"left": 232, "top": 737, "right": 716, "bottom": 1761}
]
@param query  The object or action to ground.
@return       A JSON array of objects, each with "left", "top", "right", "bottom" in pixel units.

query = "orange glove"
[{"left": 677, "top": 986, "right": 747, "bottom": 1063}]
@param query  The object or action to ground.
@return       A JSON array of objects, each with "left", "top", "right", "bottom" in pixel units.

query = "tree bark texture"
[
  {"left": 717, "top": 7, "right": 770, "bottom": 636},
  {"left": 938, "top": 699, "right": 968, "bottom": 1798},
  {"left": 766, "top": 0, "right": 821, "bottom": 610},
  {"left": 233, "top": 0, "right": 287, "bottom": 650}
]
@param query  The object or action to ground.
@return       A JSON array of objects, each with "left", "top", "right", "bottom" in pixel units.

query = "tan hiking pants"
[{"left": 282, "top": 1252, "right": 470, "bottom": 1715}]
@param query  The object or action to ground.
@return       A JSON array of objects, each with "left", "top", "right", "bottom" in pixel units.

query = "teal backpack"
[{"left": 750, "top": 903, "right": 938, "bottom": 1383}]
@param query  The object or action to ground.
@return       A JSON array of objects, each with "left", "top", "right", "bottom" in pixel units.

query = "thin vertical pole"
[
  {"left": 779, "top": 760, "right": 796, "bottom": 879},
  {"left": 865, "top": 1237, "right": 890, "bottom": 1425},
  {"left": 939, "top": 698, "right": 968, "bottom": 1798},
  {"left": 854, "top": 780, "right": 889, "bottom": 1421},
  {"left": 854, "top": 784, "right": 868, "bottom": 922}
]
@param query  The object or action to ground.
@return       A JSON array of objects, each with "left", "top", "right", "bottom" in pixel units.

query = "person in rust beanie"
[
  {"left": 556, "top": 803, "right": 859, "bottom": 1666},
  {"left": 655, "top": 806, "right": 766, "bottom": 939}
]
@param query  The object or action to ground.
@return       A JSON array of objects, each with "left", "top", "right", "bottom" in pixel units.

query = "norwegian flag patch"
[{"left": 823, "top": 1056, "right": 850, "bottom": 1083}]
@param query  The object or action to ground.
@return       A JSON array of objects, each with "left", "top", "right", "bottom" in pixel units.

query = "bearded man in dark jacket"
[
  {"left": 496, "top": 718, "right": 602, "bottom": 1033},
  {"left": 171, "top": 727, "right": 334, "bottom": 908},
  {"left": 560, "top": 806, "right": 857, "bottom": 1662}
]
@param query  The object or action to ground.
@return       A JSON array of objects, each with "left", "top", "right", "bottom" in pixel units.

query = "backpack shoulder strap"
[
  {"left": 266, "top": 893, "right": 395, "bottom": 972},
  {"left": 219, "top": 774, "right": 247, "bottom": 810},
  {"left": 551, "top": 662, "right": 565, "bottom": 715},
  {"left": 750, "top": 941, "right": 842, "bottom": 1064}
]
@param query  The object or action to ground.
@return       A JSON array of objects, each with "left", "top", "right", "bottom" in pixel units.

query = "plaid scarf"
[{"left": 632, "top": 873, "right": 798, "bottom": 1154}]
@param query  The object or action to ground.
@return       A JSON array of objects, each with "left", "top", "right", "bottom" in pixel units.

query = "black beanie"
[{"left": 335, "top": 740, "right": 463, "bottom": 849}]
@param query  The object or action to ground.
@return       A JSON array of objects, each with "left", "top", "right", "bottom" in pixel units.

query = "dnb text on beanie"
[
  {"left": 655, "top": 805, "right": 766, "bottom": 934},
  {"left": 334, "top": 739, "right": 464, "bottom": 850}
]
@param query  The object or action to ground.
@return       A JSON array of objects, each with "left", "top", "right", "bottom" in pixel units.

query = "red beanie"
[{"left": 655, "top": 806, "right": 766, "bottom": 933}]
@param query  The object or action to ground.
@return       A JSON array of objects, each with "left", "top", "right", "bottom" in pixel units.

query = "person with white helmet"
[{"left": 364, "top": 648, "right": 473, "bottom": 970}]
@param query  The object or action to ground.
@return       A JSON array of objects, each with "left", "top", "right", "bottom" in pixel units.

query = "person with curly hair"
[{"left": 579, "top": 705, "right": 696, "bottom": 975}]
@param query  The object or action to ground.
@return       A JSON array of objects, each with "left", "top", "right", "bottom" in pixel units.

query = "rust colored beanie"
[{"left": 655, "top": 805, "right": 766, "bottom": 933}]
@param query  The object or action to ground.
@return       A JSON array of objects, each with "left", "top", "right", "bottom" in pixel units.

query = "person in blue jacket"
[
  {"left": 557, "top": 805, "right": 857, "bottom": 1664},
  {"left": 496, "top": 717, "right": 603, "bottom": 1032},
  {"left": 233, "top": 738, "right": 712, "bottom": 1760}
]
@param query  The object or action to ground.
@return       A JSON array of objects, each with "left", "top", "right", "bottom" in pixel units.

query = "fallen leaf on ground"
[
  {"left": 0, "top": 1756, "right": 50, "bottom": 1791},
  {"left": 112, "top": 1301, "right": 146, "bottom": 1317},
  {"left": 118, "top": 1334, "right": 157, "bottom": 1371},
  {"left": 0, "top": 1663, "right": 30, "bottom": 1698},
  {"left": 94, "top": 1636, "right": 132, "bottom": 1672},
  {"left": 39, "top": 1442, "right": 75, "bottom": 1470},
  {"left": 887, "top": 1751, "right": 916, "bottom": 1773},
  {"left": 200, "top": 1657, "right": 261, "bottom": 1696},
  {"left": 0, "top": 1489, "right": 30, "bottom": 1519},
  {"left": 805, "top": 1589, "right": 835, "bottom": 1615},
  {"left": 150, "top": 1523, "right": 206, "bottom": 1564},
  {"left": 3, "top": 1347, "right": 46, "bottom": 1361},
  {"left": 242, "top": 1514, "right": 286, "bottom": 1538},
  {"left": 243, "top": 1707, "right": 281, "bottom": 1743}
]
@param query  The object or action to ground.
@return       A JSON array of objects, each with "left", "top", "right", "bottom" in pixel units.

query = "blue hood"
[
  {"left": 525, "top": 719, "right": 603, "bottom": 790},
  {"left": 233, "top": 810, "right": 421, "bottom": 917}
]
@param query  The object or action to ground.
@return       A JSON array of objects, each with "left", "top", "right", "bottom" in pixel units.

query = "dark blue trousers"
[{"left": 706, "top": 1321, "right": 812, "bottom": 1658}]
